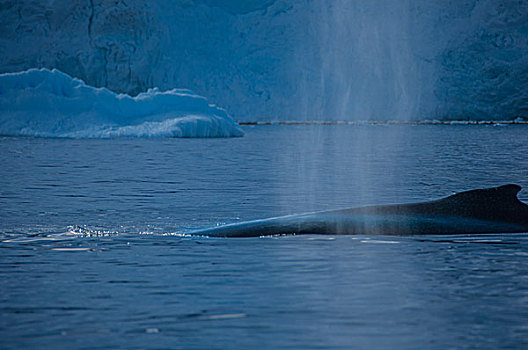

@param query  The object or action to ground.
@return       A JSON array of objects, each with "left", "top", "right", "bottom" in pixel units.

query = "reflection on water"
[{"left": 1, "top": 125, "right": 528, "bottom": 349}]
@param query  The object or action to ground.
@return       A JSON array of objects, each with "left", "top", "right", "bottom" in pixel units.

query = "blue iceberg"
[{"left": 0, "top": 69, "right": 244, "bottom": 138}]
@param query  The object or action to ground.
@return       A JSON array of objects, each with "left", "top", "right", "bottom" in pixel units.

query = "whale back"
[
  {"left": 347, "top": 184, "right": 528, "bottom": 225},
  {"left": 191, "top": 184, "right": 528, "bottom": 237}
]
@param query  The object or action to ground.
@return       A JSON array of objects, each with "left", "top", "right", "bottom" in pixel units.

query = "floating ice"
[{"left": 0, "top": 68, "right": 244, "bottom": 138}]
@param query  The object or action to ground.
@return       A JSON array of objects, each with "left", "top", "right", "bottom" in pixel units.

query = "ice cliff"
[
  {"left": 1, "top": 0, "right": 527, "bottom": 121},
  {"left": 0, "top": 69, "right": 243, "bottom": 138}
]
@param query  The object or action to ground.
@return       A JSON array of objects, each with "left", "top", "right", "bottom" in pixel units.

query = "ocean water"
[{"left": 1, "top": 125, "right": 528, "bottom": 349}]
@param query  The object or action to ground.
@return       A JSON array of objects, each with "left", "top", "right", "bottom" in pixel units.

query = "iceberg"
[{"left": 0, "top": 69, "right": 244, "bottom": 138}]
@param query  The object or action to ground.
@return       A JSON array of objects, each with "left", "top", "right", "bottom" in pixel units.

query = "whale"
[{"left": 189, "top": 184, "right": 528, "bottom": 237}]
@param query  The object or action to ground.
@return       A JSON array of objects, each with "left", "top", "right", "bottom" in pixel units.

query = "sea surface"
[{"left": 1, "top": 125, "right": 528, "bottom": 349}]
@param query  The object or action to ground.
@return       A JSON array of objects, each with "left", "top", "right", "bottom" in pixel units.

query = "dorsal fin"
[
  {"left": 339, "top": 184, "right": 528, "bottom": 226},
  {"left": 444, "top": 184, "right": 522, "bottom": 203},
  {"left": 436, "top": 184, "right": 528, "bottom": 224}
]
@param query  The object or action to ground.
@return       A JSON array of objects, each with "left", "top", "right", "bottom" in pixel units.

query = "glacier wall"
[{"left": 1, "top": 0, "right": 527, "bottom": 121}]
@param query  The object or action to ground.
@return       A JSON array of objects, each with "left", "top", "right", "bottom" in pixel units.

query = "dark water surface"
[{"left": 1, "top": 125, "right": 528, "bottom": 349}]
